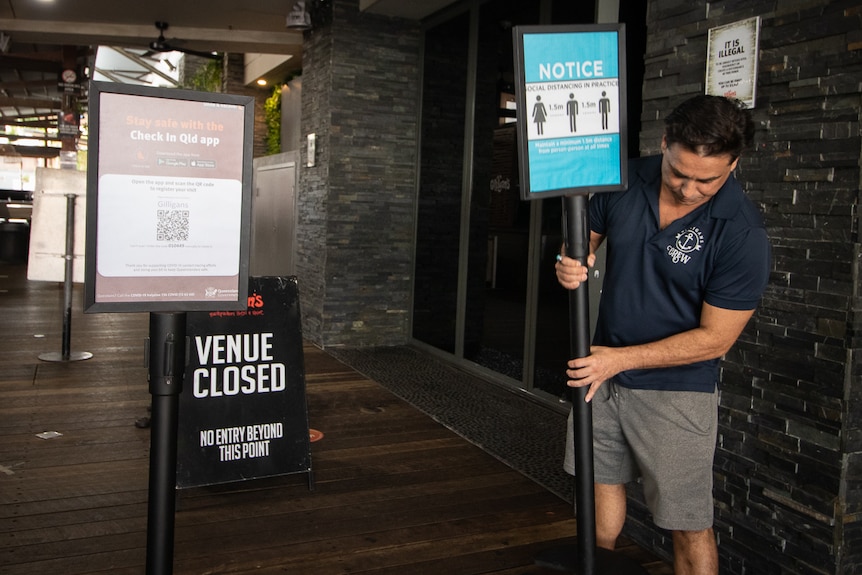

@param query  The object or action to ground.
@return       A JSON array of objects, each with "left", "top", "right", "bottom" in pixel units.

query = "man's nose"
[{"left": 680, "top": 179, "right": 697, "bottom": 197}]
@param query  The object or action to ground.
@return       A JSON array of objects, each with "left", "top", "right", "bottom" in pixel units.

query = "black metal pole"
[
  {"left": 61, "top": 193, "right": 75, "bottom": 359},
  {"left": 565, "top": 193, "right": 596, "bottom": 575},
  {"left": 146, "top": 312, "right": 186, "bottom": 575},
  {"left": 39, "top": 193, "right": 91, "bottom": 363},
  {"left": 534, "top": 195, "right": 648, "bottom": 575}
]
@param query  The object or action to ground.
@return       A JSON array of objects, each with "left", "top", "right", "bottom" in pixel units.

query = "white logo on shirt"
[{"left": 666, "top": 226, "right": 704, "bottom": 264}]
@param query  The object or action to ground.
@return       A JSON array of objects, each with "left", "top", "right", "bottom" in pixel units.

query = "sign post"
[
  {"left": 84, "top": 81, "right": 255, "bottom": 575},
  {"left": 513, "top": 24, "right": 646, "bottom": 575},
  {"left": 38, "top": 193, "right": 92, "bottom": 362},
  {"left": 145, "top": 312, "right": 186, "bottom": 575}
]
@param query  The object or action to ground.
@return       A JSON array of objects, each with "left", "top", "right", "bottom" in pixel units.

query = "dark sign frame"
[
  {"left": 84, "top": 81, "right": 254, "bottom": 313},
  {"left": 513, "top": 24, "right": 629, "bottom": 200}
]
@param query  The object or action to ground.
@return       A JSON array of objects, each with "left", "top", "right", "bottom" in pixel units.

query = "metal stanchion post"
[
  {"left": 534, "top": 194, "right": 647, "bottom": 574},
  {"left": 39, "top": 193, "right": 92, "bottom": 362},
  {"left": 145, "top": 312, "right": 186, "bottom": 575}
]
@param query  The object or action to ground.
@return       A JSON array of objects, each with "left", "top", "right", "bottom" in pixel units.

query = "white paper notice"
[{"left": 97, "top": 174, "right": 242, "bottom": 277}]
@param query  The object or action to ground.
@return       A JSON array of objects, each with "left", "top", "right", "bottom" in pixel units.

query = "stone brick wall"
[
  {"left": 296, "top": 19, "right": 332, "bottom": 347},
  {"left": 298, "top": 0, "right": 421, "bottom": 347},
  {"left": 223, "top": 53, "right": 269, "bottom": 159},
  {"left": 635, "top": 1, "right": 862, "bottom": 573}
]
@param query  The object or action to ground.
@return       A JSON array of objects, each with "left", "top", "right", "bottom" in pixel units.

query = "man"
[{"left": 555, "top": 95, "right": 770, "bottom": 575}]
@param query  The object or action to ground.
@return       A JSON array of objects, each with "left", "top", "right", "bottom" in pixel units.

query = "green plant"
[
  {"left": 264, "top": 85, "right": 282, "bottom": 155},
  {"left": 184, "top": 57, "right": 223, "bottom": 92}
]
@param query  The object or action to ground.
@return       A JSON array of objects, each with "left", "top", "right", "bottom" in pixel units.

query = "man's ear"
[{"left": 729, "top": 156, "right": 739, "bottom": 171}]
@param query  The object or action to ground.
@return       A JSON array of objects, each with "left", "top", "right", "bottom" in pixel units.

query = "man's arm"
[{"left": 566, "top": 302, "right": 755, "bottom": 401}]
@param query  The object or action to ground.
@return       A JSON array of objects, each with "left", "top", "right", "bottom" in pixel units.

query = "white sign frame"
[{"left": 705, "top": 16, "right": 761, "bottom": 108}]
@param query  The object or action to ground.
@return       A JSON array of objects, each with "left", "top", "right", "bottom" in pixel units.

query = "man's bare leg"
[
  {"left": 672, "top": 528, "right": 718, "bottom": 575},
  {"left": 594, "top": 483, "right": 627, "bottom": 550}
]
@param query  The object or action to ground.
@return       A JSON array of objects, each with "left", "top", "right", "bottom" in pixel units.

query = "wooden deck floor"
[{"left": 0, "top": 263, "right": 671, "bottom": 575}]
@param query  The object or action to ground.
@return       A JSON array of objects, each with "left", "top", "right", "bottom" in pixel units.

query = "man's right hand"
[{"left": 555, "top": 252, "right": 595, "bottom": 290}]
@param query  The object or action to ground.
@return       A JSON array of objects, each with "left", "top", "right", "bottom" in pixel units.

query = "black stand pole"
[
  {"left": 567, "top": 193, "right": 597, "bottom": 574},
  {"left": 145, "top": 312, "right": 186, "bottom": 575},
  {"left": 39, "top": 193, "right": 92, "bottom": 362},
  {"left": 535, "top": 195, "right": 647, "bottom": 574}
]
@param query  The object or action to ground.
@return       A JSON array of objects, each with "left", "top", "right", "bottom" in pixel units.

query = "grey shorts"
[{"left": 564, "top": 379, "right": 719, "bottom": 531}]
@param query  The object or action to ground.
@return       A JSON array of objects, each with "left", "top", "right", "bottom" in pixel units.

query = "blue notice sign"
[{"left": 513, "top": 25, "right": 628, "bottom": 199}]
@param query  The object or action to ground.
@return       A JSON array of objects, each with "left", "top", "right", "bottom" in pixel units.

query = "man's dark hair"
[{"left": 663, "top": 95, "right": 754, "bottom": 161}]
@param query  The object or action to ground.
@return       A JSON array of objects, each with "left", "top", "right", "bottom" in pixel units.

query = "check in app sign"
[
  {"left": 84, "top": 82, "right": 254, "bottom": 313},
  {"left": 514, "top": 25, "right": 628, "bottom": 199}
]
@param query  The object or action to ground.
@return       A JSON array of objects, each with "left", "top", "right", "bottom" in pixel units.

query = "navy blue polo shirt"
[{"left": 591, "top": 155, "right": 770, "bottom": 392}]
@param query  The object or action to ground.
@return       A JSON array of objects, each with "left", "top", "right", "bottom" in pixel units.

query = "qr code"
[{"left": 156, "top": 209, "right": 190, "bottom": 242}]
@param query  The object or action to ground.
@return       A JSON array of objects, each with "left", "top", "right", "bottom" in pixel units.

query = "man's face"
[{"left": 660, "top": 137, "right": 739, "bottom": 208}]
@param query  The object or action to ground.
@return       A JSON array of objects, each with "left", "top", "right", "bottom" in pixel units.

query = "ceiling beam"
[
  {"left": 0, "top": 117, "right": 55, "bottom": 128},
  {"left": 1, "top": 50, "right": 65, "bottom": 62},
  {"left": 0, "top": 79, "right": 58, "bottom": 91},
  {"left": 3, "top": 144, "right": 60, "bottom": 158},
  {"left": 1, "top": 132, "right": 56, "bottom": 142},
  {"left": 0, "top": 96, "right": 60, "bottom": 109},
  {"left": 0, "top": 56, "right": 60, "bottom": 73},
  {"left": 0, "top": 19, "right": 303, "bottom": 56}
]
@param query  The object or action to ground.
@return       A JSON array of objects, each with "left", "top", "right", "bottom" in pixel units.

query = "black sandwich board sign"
[
  {"left": 176, "top": 276, "right": 312, "bottom": 488},
  {"left": 513, "top": 24, "right": 629, "bottom": 200}
]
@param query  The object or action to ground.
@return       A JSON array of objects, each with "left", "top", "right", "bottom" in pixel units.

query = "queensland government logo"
[
  {"left": 204, "top": 287, "right": 240, "bottom": 298},
  {"left": 667, "top": 226, "right": 704, "bottom": 264}
]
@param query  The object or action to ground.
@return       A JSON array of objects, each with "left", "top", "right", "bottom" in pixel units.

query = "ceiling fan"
[{"left": 148, "top": 21, "right": 221, "bottom": 60}]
